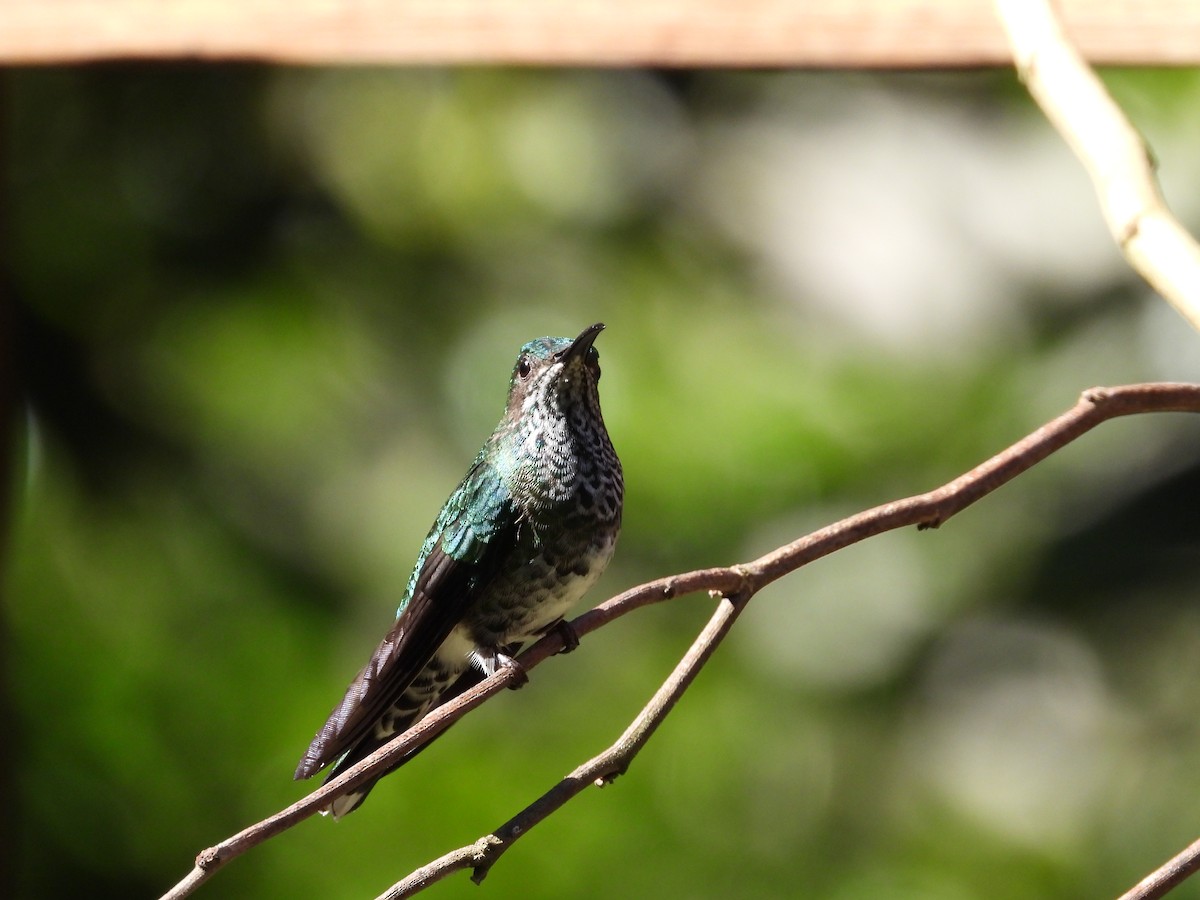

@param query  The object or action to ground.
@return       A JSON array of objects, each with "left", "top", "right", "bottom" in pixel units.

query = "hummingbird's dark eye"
[{"left": 517, "top": 357, "right": 532, "bottom": 379}]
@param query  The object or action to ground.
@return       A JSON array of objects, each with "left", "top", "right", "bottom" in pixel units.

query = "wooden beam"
[{"left": 0, "top": 0, "right": 1195, "bottom": 67}]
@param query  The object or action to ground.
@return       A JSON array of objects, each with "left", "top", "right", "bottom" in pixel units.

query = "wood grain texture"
[{"left": 0, "top": 0, "right": 1196, "bottom": 67}]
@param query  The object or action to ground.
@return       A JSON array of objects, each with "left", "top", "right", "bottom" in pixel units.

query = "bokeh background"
[{"left": 5, "top": 65, "right": 1200, "bottom": 899}]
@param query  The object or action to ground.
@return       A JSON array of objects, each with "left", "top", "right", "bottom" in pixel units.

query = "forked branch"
[{"left": 157, "top": 382, "right": 1200, "bottom": 900}]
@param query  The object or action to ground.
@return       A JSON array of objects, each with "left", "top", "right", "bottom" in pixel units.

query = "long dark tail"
[{"left": 318, "top": 667, "right": 487, "bottom": 818}]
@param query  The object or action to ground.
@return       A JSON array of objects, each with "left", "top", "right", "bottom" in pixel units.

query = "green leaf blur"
[{"left": 6, "top": 66, "right": 1200, "bottom": 899}]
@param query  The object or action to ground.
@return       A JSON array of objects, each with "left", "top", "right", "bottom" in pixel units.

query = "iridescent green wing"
[{"left": 295, "top": 457, "right": 517, "bottom": 779}]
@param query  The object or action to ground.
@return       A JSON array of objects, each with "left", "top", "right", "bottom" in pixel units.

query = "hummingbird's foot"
[
  {"left": 534, "top": 617, "right": 580, "bottom": 653},
  {"left": 473, "top": 647, "right": 529, "bottom": 688},
  {"left": 551, "top": 618, "right": 580, "bottom": 654},
  {"left": 497, "top": 652, "right": 529, "bottom": 690}
]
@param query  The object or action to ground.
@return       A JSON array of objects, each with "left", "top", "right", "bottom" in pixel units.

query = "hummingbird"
[{"left": 295, "top": 323, "right": 623, "bottom": 818}]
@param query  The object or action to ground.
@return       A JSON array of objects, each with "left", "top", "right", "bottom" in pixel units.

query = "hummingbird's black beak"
[{"left": 560, "top": 322, "right": 605, "bottom": 361}]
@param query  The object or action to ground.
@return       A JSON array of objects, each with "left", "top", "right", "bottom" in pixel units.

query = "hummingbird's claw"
[
  {"left": 550, "top": 618, "right": 580, "bottom": 654},
  {"left": 497, "top": 652, "right": 529, "bottom": 690}
]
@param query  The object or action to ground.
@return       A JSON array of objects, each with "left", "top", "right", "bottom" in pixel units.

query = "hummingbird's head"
[{"left": 506, "top": 323, "right": 605, "bottom": 418}]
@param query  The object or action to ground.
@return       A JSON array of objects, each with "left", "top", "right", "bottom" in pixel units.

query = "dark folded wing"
[{"left": 295, "top": 457, "right": 518, "bottom": 779}]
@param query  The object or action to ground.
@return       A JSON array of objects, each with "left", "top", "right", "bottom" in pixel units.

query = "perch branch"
[
  {"left": 377, "top": 591, "right": 751, "bottom": 898},
  {"left": 158, "top": 382, "right": 1200, "bottom": 900},
  {"left": 993, "top": 0, "right": 1200, "bottom": 333}
]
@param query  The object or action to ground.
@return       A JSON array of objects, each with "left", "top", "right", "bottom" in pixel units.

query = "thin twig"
[
  {"left": 993, "top": 0, "right": 1200, "bottom": 333},
  {"left": 159, "top": 667, "right": 526, "bottom": 900},
  {"left": 1118, "top": 835, "right": 1200, "bottom": 900},
  {"left": 377, "top": 592, "right": 752, "bottom": 898},
  {"left": 158, "top": 382, "right": 1200, "bottom": 900}
]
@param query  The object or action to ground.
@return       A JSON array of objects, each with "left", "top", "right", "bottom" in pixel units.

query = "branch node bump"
[
  {"left": 1119, "top": 217, "right": 1141, "bottom": 247},
  {"left": 1083, "top": 386, "right": 1111, "bottom": 404},
  {"left": 475, "top": 834, "right": 503, "bottom": 856},
  {"left": 728, "top": 564, "right": 756, "bottom": 604},
  {"left": 595, "top": 762, "right": 627, "bottom": 787},
  {"left": 1144, "top": 139, "right": 1160, "bottom": 173},
  {"left": 468, "top": 835, "right": 504, "bottom": 884},
  {"left": 196, "top": 848, "right": 221, "bottom": 870}
]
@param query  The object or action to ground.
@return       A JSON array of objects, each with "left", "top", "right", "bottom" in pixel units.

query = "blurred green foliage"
[{"left": 5, "top": 65, "right": 1200, "bottom": 899}]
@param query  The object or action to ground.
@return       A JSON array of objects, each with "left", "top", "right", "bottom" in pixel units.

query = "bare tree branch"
[
  {"left": 157, "top": 381, "right": 1200, "bottom": 900},
  {"left": 1118, "top": 835, "right": 1200, "bottom": 900},
  {"left": 991, "top": 5, "right": 1200, "bottom": 894},
  {"left": 376, "top": 592, "right": 751, "bottom": 898},
  {"left": 993, "top": 0, "right": 1200, "bottom": 333}
]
